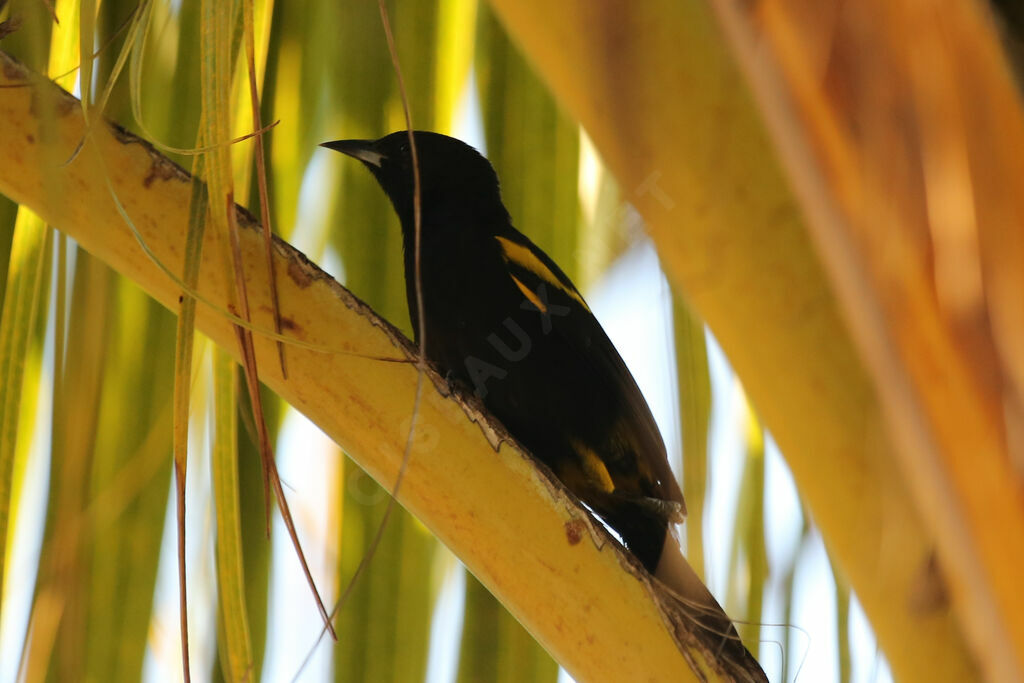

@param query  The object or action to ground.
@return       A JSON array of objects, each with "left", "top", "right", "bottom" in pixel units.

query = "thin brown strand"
[
  {"left": 289, "top": 475, "right": 403, "bottom": 682},
  {"left": 268, "top": 458, "right": 340, "bottom": 636},
  {"left": 223, "top": 190, "right": 270, "bottom": 530},
  {"left": 41, "top": 0, "right": 58, "bottom": 25},
  {"left": 242, "top": 0, "right": 287, "bottom": 380},
  {"left": 174, "top": 461, "right": 191, "bottom": 683},
  {"left": 362, "top": 0, "right": 429, "bottom": 609},
  {"left": 231, "top": 325, "right": 271, "bottom": 534},
  {"left": 227, "top": 118, "right": 282, "bottom": 149},
  {"left": 379, "top": 6, "right": 425, "bottom": 365},
  {"left": 291, "top": 3, "right": 426, "bottom": 676},
  {"left": 377, "top": 0, "right": 427, "bottom": 555},
  {"left": 225, "top": 193, "right": 337, "bottom": 641}
]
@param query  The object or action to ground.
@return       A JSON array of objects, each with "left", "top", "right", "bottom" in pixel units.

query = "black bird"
[{"left": 322, "top": 131, "right": 764, "bottom": 679}]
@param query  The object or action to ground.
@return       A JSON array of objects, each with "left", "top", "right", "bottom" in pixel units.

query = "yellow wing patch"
[
  {"left": 510, "top": 275, "right": 547, "bottom": 313},
  {"left": 495, "top": 236, "right": 590, "bottom": 311},
  {"left": 570, "top": 439, "right": 616, "bottom": 493}
]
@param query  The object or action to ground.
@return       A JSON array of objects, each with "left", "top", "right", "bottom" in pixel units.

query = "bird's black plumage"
[
  {"left": 321, "top": 131, "right": 685, "bottom": 572},
  {"left": 323, "top": 132, "right": 768, "bottom": 681}
]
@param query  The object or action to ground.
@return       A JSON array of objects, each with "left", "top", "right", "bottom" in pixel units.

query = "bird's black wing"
[{"left": 492, "top": 227, "right": 686, "bottom": 518}]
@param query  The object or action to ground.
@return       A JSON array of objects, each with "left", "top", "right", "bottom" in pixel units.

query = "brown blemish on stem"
[
  {"left": 565, "top": 518, "right": 586, "bottom": 546},
  {"left": 286, "top": 257, "right": 314, "bottom": 289},
  {"left": 107, "top": 120, "right": 190, "bottom": 186},
  {"left": 142, "top": 156, "right": 183, "bottom": 188}
]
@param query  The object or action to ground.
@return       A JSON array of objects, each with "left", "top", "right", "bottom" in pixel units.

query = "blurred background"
[{"left": 7, "top": 0, "right": 1014, "bottom": 680}]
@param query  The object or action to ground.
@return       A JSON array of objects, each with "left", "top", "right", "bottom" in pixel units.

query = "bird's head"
[{"left": 320, "top": 131, "right": 506, "bottom": 232}]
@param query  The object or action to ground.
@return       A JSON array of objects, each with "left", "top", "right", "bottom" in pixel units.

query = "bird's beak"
[{"left": 319, "top": 139, "right": 386, "bottom": 167}]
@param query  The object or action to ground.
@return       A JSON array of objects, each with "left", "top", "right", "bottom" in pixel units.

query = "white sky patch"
[
  {"left": 143, "top": 369, "right": 218, "bottom": 682},
  {"left": 586, "top": 240, "right": 680, "bottom": 472},
  {"left": 452, "top": 67, "right": 486, "bottom": 154},
  {"left": 425, "top": 563, "right": 467, "bottom": 683},
  {"left": 262, "top": 409, "right": 340, "bottom": 683},
  {"left": 0, "top": 361, "right": 52, "bottom": 683}
]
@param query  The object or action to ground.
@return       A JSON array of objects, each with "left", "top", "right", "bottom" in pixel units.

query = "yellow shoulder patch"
[
  {"left": 570, "top": 439, "right": 616, "bottom": 493},
  {"left": 495, "top": 236, "right": 590, "bottom": 311},
  {"left": 510, "top": 275, "right": 547, "bottom": 313}
]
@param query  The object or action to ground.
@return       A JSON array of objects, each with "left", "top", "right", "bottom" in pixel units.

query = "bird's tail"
[{"left": 654, "top": 529, "right": 768, "bottom": 682}]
